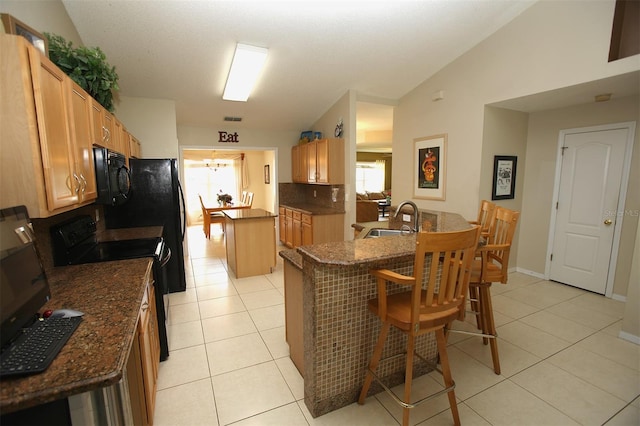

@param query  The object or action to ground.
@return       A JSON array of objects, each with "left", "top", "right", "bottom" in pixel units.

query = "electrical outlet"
[
  {"left": 313, "top": 190, "right": 317, "bottom": 198},
  {"left": 402, "top": 214, "right": 411, "bottom": 222},
  {"left": 95, "top": 209, "right": 100, "bottom": 222}
]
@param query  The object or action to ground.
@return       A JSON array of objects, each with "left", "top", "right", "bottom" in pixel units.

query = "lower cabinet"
[
  {"left": 127, "top": 281, "right": 159, "bottom": 426},
  {"left": 279, "top": 206, "right": 344, "bottom": 248}
]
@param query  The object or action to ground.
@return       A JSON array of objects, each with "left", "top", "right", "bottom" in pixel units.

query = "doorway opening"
[{"left": 180, "top": 147, "right": 277, "bottom": 233}]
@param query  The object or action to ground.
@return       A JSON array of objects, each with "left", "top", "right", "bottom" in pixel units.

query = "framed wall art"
[
  {"left": 264, "top": 164, "right": 270, "bottom": 184},
  {"left": 1, "top": 13, "right": 48, "bottom": 57},
  {"left": 414, "top": 134, "right": 447, "bottom": 200},
  {"left": 492, "top": 155, "right": 517, "bottom": 200}
]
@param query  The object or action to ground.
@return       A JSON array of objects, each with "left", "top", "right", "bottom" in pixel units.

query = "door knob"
[{"left": 604, "top": 219, "right": 612, "bottom": 225}]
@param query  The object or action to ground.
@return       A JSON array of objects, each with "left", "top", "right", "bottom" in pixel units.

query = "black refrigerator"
[{"left": 104, "top": 158, "right": 187, "bottom": 293}]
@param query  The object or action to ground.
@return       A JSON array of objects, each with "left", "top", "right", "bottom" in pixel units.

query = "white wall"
[
  {"left": 520, "top": 96, "right": 639, "bottom": 296},
  {"left": 393, "top": 0, "right": 639, "bottom": 221},
  {"left": 311, "top": 90, "right": 356, "bottom": 240},
  {"left": 117, "top": 96, "right": 179, "bottom": 159},
  {"left": 177, "top": 125, "right": 298, "bottom": 184},
  {"left": 1, "top": 0, "right": 83, "bottom": 47}
]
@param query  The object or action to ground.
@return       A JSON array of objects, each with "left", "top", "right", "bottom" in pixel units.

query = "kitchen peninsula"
[
  {"left": 280, "top": 209, "right": 472, "bottom": 417},
  {"left": 224, "top": 208, "right": 277, "bottom": 278}
]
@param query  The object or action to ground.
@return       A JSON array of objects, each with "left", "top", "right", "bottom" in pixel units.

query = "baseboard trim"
[
  {"left": 618, "top": 330, "right": 640, "bottom": 345},
  {"left": 514, "top": 267, "right": 545, "bottom": 279}
]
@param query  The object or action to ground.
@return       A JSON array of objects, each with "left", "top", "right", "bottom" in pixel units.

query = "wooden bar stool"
[
  {"left": 358, "top": 226, "right": 481, "bottom": 426},
  {"left": 454, "top": 207, "right": 520, "bottom": 375}
]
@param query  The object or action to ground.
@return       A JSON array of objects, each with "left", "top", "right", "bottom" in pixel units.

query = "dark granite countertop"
[
  {"left": 298, "top": 210, "right": 470, "bottom": 267},
  {"left": 280, "top": 204, "right": 345, "bottom": 215},
  {"left": 0, "top": 257, "right": 153, "bottom": 414},
  {"left": 279, "top": 249, "right": 302, "bottom": 269},
  {"left": 223, "top": 208, "right": 277, "bottom": 220}
]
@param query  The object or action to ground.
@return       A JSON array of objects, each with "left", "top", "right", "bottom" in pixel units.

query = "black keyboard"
[{"left": 0, "top": 316, "right": 82, "bottom": 377}]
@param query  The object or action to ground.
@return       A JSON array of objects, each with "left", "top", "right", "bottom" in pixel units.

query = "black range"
[{"left": 50, "top": 215, "right": 170, "bottom": 361}]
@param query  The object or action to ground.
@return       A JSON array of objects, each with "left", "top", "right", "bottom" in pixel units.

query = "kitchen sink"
[{"left": 363, "top": 228, "right": 412, "bottom": 238}]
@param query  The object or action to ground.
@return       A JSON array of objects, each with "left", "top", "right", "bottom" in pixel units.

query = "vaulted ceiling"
[{"left": 61, "top": 0, "right": 536, "bottom": 142}]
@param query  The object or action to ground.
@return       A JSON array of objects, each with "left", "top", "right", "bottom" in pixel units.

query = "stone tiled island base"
[
  {"left": 302, "top": 256, "right": 438, "bottom": 417},
  {"left": 291, "top": 209, "right": 471, "bottom": 417}
]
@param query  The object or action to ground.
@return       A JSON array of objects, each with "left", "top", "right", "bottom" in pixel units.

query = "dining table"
[{"left": 203, "top": 201, "right": 251, "bottom": 215}]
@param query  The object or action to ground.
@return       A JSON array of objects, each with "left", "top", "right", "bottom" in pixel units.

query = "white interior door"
[{"left": 549, "top": 124, "right": 632, "bottom": 294}]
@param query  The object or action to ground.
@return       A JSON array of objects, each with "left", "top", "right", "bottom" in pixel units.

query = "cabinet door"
[
  {"left": 301, "top": 214, "right": 313, "bottom": 245},
  {"left": 90, "top": 99, "right": 105, "bottom": 146},
  {"left": 293, "top": 218, "right": 302, "bottom": 248},
  {"left": 68, "top": 81, "right": 97, "bottom": 203},
  {"left": 291, "top": 146, "right": 301, "bottom": 183},
  {"left": 102, "top": 109, "right": 115, "bottom": 150},
  {"left": 306, "top": 140, "right": 317, "bottom": 182},
  {"left": 315, "top": 139, "right": 330, "bottom": 183},
  {"left": 129, "top": 135, "right": 141, "bottom": 159},
  {"left": 126, "top": 327, "right": 147, "bottom": 426},
  {"left": 138, "top": 284, "right": 157, "bottom": 425},
  {"left": 27, "top": 45, "right": 78, "bottom": 210},
  {"left": 285, "top": 210, "right": 294, "bottom": 248}
]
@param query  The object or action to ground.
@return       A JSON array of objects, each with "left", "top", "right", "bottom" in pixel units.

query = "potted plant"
[
  {"left": 44, "top": 33, "right": 119, "bottom": 112},
  {"left": 217, "top": 192, "right": 233, "bottom": 206}
]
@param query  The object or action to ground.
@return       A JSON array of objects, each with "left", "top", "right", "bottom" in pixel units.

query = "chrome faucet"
[{"left": 394, "top": 200, "right": 420, "bottom": 232}]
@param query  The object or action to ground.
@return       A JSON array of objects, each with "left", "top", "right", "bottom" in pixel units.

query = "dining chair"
[
  {"left": 245, "top": 192, "right": 254, "bottom": 207},
  {"left": 241, "top": 191, "right": 248, "bottom": 204},
  {"left": 461, "top": 206, "right": 520, "bottom": 375},
  {"left": 468, "top": 199, "right": 496, "bottom": 238},
  {"left": 358, "top": 226, "right": 481, "bottom": 426},
  {"left": 199, "top": 194, "right": 225, "bottom": 238}
]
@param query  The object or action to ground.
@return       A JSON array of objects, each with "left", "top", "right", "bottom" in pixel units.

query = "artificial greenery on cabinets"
[{"left": 44, "top": 33, "right": 119, "bottom": 112}]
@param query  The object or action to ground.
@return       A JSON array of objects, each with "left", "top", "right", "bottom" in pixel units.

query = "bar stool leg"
[
  {"left": 358, "top": 322, "right": 390, "bottom": 404},
  {"left": 436, "top": 328, "right": 460, "bottom": 426},
  {"left": 480, "top": 286, "right": 500, "bottom": 375},
  {"left": 402, "top": 333, "right": 416, "bottom": 426}
]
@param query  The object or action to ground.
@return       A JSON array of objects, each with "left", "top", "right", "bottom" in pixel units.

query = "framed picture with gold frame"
[
  {"left": 1, "top": 13, "right": 48, "bottom": 57},
  {"left": 414, "top": 134, "right": 447, "bottom": 200}
]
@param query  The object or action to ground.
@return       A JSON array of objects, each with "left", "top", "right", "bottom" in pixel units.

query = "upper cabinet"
[
  {"left": 291, "top": 138, "right": 344, "bottom": 185},
  {"left": 28, "top": 40, "right": 79, "bottom": 210},
  {"left": 0, "top": 35, "right": 101, "bottom": 216},
  {"left": 68, "top": 80, "right": 98, "bottom": 203}
]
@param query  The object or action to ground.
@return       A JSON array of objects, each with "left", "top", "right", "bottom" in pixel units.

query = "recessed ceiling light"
[{"left": 223, "top": 43, "right": 268, "bottom": 102}]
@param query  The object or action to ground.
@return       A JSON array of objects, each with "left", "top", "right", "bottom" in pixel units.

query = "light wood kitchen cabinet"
[
  {"left": 301, "top": 213, "right": 313, "bottom": 246},
  {"left": 285, "top": 208, "right": 294, "bottom": 247},
  {"left": 68, "top": 80, "right": 98, "bottom": 203},
  {"left": 1, "top": 34, "right": 140, "bottom": 216},
  {"left": 90, "top": 99, "right": 116, "bottom": 151},
  {"left": 127, "top": 280, "right": 159, "bottom": 426},
  {"left": 279, "top": 206, "right": 344, "bottom": 248},
  {"left": 279, "top": 207, "right": 286, "bottom": 244},
  {"left": 292, "top": 145, "right": 302, "bottom": 183},
  {"left": 129, "top": 134, "right": 142, "bottom": 159},
  {"left": 225, "top": 209, "right": 277, "bottom": 278},
  {"left": 113, "top": 119, "right": 124, "bottom": 156},
  {"left": 0, "top": 35, "right": 101, "bottom": 216},
  {"left": 291, "top": 138, "right": 344, "bottom": 184},
  {"left": 27, "top": 41, "right": 79, "bottom": 211},
  {"left": 292, "top": 210, "right": 302, "bottom": 248}
]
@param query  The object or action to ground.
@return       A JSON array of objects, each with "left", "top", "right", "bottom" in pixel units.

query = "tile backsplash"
[{"left": 279, "top": 183, "right": 345, "bottom": 211}]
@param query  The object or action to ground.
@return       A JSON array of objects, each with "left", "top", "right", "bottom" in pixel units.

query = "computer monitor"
[{"left": 0, "top": 206, "right": 51, "bottom": 348}]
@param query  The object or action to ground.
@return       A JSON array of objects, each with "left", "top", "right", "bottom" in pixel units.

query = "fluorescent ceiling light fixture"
[{"left": 223, "top": 43, "right": 268, "bottom": 102}]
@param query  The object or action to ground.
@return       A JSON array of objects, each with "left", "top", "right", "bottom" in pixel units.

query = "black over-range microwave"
[{"left": 93, "top": 146, "right": 131, "bottom": 206}]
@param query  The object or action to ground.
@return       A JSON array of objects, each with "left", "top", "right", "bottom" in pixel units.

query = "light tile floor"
[{"left": 154, "top": 226, "right": 639, "bottom": 426}]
